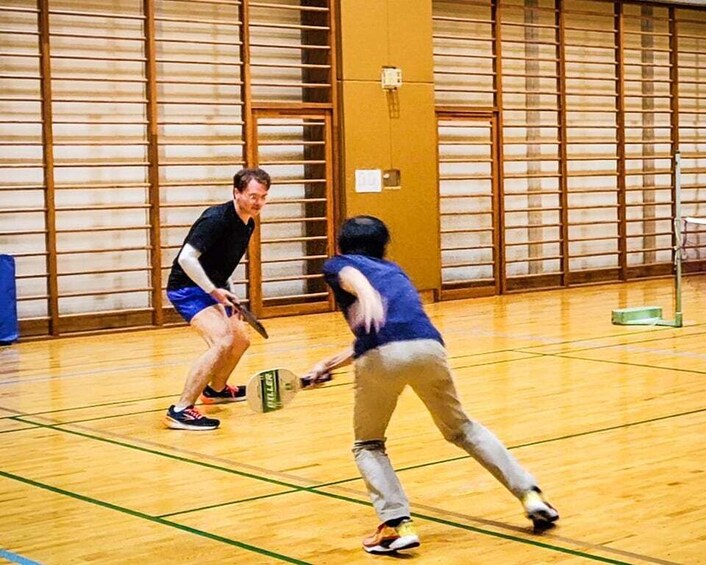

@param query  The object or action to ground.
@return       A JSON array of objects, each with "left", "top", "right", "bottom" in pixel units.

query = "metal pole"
[{"left": 674, "top": 151, "right": 683, "bottom": 327}]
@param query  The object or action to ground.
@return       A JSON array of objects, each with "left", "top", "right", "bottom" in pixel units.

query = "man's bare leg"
[{"left": 174, "top": 306, "right": 249, "bottom": 409}]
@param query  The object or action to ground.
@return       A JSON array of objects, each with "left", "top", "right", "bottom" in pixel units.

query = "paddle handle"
[{"left": 300, "top": 372, "right": 333, "bottom": 389}]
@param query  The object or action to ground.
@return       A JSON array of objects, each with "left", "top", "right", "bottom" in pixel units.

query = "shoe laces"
[
  {"left": 183, "top": 405, "right": 205, "bottom": 419},
  {"left": 396, "top": 521, "right": 416, "bottom": 536}
]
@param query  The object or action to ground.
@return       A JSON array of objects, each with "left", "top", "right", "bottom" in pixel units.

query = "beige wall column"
[{"left": 336, "top": 0, "right": 440, "bottom": 292}]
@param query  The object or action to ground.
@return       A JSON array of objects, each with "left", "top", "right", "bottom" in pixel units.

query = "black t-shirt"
[{"left": 167, "top": 201, "right": 255, "bottom": 291}]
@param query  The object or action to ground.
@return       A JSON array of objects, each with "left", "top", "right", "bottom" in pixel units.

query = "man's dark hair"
[
  {"left": 338, "top": 215, "right": 390, "bottom": 259},
  {"left": 233, "top": 168, "right": 271, "bottom": 192}
]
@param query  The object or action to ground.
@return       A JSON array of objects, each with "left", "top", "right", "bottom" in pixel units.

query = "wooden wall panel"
[
  {"left": 437, "top": 115, "right": 497, "bottom": 298},
  {"left": 563, "top": 0, "right": 620, "bottom": 283},
  {"left": 502, "top": 0, "right": 563, "bottom": 290},
  {"left": 0, "top": 2, "right": 49, "bottom": 333},
  {"left": 432, "top": 0, "right": 706, "bottom": 296},
  {"left": 0, "top": 0, "right": 337, "bottom": 338},
  {"left": 676, "top": 7, "right": 706, "bottom": 221}
]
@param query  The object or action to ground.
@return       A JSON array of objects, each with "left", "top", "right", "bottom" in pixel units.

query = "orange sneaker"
[
  {"left": 362, "top": 520, "right": 420, "bottom": 554},
  {"left": 200, "top": 384, "right": 246, "bottom": 404}
]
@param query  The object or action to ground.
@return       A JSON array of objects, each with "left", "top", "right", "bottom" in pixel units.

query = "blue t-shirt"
[{"left": 323, "top": 254, "right": 444, "bottom": 357}]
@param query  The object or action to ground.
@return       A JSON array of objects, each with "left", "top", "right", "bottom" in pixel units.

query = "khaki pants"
[{"left": 353, "top": 339, "right": 536, "bottom": 522}]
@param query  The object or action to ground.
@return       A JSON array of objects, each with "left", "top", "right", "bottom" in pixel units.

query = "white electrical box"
[
  {"left": 381, "top": 66, "right": 402, "bottom": 90},
  {"left": 355, "top": 169, "right": 383, "bottom": 193}
]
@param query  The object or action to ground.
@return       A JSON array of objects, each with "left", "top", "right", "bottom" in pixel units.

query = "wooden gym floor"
[{"left": 1, "top": 278, "right": 705, "bottom": 564}]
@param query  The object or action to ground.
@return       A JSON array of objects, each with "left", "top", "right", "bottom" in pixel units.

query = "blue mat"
[{"left": 0, "top": 255, "right": 18, "bottom": 344}]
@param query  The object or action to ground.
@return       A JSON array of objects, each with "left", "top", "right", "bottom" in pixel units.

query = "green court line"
[
  {"left": 0, "top": 425, "right": 38, "bottom": 435},
  {"left": 0, "top": 448, "right": 626, "bottom": 565},
  {"left": 0, "top": 320, "right": 686, "bottom": 412},
  {"left": 10, "top": 415, "right": 307, "bottom": 491},
  {"left": 551, "top": 353, "right": 706, "bottom": 375},
  {"left": 316, "top": 406, "right": 706, "bottom": 488},
  {"left": 410, "top": 513, "right": 632, "bottom": 565},
  {"left": 0, "top": 338, "right": 699, "bottom": 429},
  {"left": 450, "top": 352, "right": 544, "bottom": 372},
  {"left": 4, "top": 323, "right": 704, "bottom": 561},
  {"left": 0, "top": 395, "right": 174, "bottom": 420},
  {"left": 34, "top": 407, "right": 178, "bottom": 426},
  {"left": 311, "top": 486, "right": 633, "bottom": 565},
  {"left": 2, "top": 323, "right": 700, "bottom": 425},
  {"left": 8, "top": 387, "right": 706, "bottom": 485},
  {"left": 11, "top": 369, "right": 701, "bottom": 502},
  {"left": 158, "top": 486, "right": 657, "bottom": 564},
  {"left": 0, "top": 355, "right": 540, "bottom": 429},
  {"left": 0, "top": 383, "right": 352, "bottom": 422},
  {"left": 0, "top": 469, "right": 310, "bottom": 565},
  {"left": 159, "top": 489, "right": 301, "bottom": 518},
  {"left": 422, "top": 324, "right": 706, "bottom": 372},
  {"left": 5, "top": 349, "right": 704, "bottom": 480},
  {"left": 518, "top": 328, "right": 706, "bottom": 356},
  {"left": 444, "top": 322, "right": 702, "bottom": 360},
  {"left": 509, "top": 406, "right": 706, "bottom": 449},
  {"left": 0, "top": 344, "right": 689, "bottom": 431},
  {"left": 6, "top": 415, "right": 661, "bottom": 563}
]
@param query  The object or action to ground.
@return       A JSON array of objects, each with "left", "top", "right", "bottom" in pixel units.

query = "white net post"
[{"left": 674, "top": 151, "right": 683, "bottom": 327}]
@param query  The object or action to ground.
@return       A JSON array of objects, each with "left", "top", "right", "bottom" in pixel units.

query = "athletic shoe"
[
  {"left": 200, "top": 384, "right": 246, "bottom": 404},
  {"left": 165, "top": 405, "right": 220, "bottom": 430},
  {"left": 522, "top": 487, "right": 559, "bottom": 531},
  {"left": 363, "top": 519, "right": 420, "bottom": 554}
]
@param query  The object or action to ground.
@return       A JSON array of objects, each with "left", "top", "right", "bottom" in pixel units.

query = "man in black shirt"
[{"left": 165, "top": 167, "right": 271, "bottom": 430}]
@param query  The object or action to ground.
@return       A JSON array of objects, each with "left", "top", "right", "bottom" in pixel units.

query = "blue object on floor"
[{"left": 0, "top": 254, "right": 19, "bottom": 344}]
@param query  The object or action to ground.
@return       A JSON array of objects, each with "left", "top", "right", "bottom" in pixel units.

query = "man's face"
[{"left": 234, "top": 178, "right": 269, "bottom": 218}]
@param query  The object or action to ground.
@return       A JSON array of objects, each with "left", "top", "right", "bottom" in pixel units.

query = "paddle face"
[
  {"left": 232, "top": 302, "right": 268, "bottom": 339},
  {"left": 246, "top": 368, "right": 300, "bottom": 413},
  {"left": 245, "top": 369, "right": 333, "bottom": 413}
]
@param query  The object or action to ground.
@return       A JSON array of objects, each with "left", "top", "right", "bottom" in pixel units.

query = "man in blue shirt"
[{"left": 308, "top": 215, "right": 558, "bottom": 554}]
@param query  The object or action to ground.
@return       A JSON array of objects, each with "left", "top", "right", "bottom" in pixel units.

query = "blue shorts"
[{"left": 167, "top": 286, "right": 232, "bottom": 323}]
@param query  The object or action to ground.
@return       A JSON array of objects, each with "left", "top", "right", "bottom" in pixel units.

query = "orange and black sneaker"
[
  {"left": 200, "top": 384, "right": 246, "bottom": 404},
  {"left": 362, "top": 519, "right": 420, "bottom": 554},
  {"left": 165, "top": 405, "right": 220, "bottom": 431}
]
